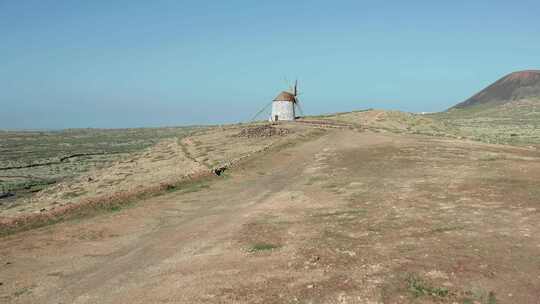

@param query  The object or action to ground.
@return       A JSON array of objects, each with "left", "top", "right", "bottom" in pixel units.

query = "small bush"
[
  {"left": 109, "top": 205, "right": 122, "bottom": 212},
  {"left": 407, "top": 275, "right": 449, "bottom": 298},
  {"left": 248, "top": 243, "right": 279, "bottom": 253}
]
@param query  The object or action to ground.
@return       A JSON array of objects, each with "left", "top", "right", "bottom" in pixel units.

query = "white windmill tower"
[{"left": 270, "top": 80, "right": 304, "bottom": 122}]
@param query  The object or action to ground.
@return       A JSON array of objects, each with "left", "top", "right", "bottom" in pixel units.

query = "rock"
[
  {"left": 309, "top": 256, "right": 320, "bottom": 263},
  {"left": 235, "top": 125, "right": 291, "bottom": 138}
]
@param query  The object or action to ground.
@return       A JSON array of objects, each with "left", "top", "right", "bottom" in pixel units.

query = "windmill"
[
  {"left": 250, "top": 79, "right": 305, "bottom": 122},
  {"left": 268, "top": 79, "right": 304, "bottom": 122}
]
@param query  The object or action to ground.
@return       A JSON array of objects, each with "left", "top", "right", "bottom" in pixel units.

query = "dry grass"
[
  {"left": 0, "top": 172, "right": 215, "bottom": 236},
  {"left": 313, "top": 99, "right": 540, "bottom": 148},
  {"left": 0, "top": 122, "right": 320, "bottom": 235}
]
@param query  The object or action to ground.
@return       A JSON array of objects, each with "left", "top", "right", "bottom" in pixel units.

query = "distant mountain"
[{"left": 452, "top": 70, "right": 540, "bottom": 109}]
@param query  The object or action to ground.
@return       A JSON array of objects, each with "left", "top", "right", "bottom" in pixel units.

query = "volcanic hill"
[{"left": 452, "top": 70, "right": 540, "bottom": 109}]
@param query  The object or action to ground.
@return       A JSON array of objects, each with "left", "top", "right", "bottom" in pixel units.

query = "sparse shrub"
[
  {"left": 478, "top": 153, "right": 504, "bottom": 161},
  {"left": 109, "top": 205, "right": 121, "bottom": 212},
  {"left": 248, "top": 243, "right": 279, "bottom": 253},
  {"left": 305, "top": 176, "right": 325, "bottom": 185},
  {"left": 406, "top": 275, "right": 449, "bottom": 298},
  {"left": 488, "top": 291, "right": 497, "bottom": 304}
]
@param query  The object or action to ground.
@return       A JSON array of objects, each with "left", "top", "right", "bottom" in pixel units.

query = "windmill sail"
[{"left": 292, "top": 80, "right": 304, "bottom": 117}]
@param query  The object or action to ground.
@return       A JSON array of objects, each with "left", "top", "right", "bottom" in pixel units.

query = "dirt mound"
[
  {"left": 235, "top": 125, "right": 291, "bottom": 138},
  {"left": 452, "top": 70, "right": 540, "bottom": 109}
]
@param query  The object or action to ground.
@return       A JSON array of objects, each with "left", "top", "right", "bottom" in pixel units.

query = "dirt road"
[{"left": 2, "top": 130, "right": 540, "bottom": 303}]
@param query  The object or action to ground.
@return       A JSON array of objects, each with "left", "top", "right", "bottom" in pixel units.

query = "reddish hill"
[{"left": 452, "top": 70, "right": 540, "bottom": 109}]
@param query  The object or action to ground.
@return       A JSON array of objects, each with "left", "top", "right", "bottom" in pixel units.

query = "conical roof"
[{"left": 273, "top": 91, "right": 296, "bottom": 102}]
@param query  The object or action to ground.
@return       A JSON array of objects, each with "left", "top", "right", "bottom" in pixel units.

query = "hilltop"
[
  {"left": 3, "top": 120, "right": 540, "bottom": 303},
  {"left": 410, "top": 70, "right": 540, "bottom": 146},
  {"left": 452, "top": 70, "right": 540, "bottom": 109}
]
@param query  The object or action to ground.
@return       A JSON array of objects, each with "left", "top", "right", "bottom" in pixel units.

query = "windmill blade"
[
  {"left": 295, "top": 97, "right": 305, "bottom": 117},
  {"left": 250, "top": 101, "right": 273, "bottom": 122},
  {"left": 294, "top": 79, "right": 298, "bottom": 96},
  {"left": 296, "top": 104, "right": 305, "bottom": 117}
]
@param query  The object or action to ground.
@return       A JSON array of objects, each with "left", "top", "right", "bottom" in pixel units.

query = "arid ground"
[{"left": 2, "top": 127, "right": 540, "bottom": 303}]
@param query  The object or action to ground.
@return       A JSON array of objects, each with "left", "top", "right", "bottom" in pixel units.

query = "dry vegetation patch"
[
  {"left": 314, "top": 101, "right": 540, "bottom": 149},
  {"left": 0, "top": 123, "right": 317, "bottom": 234},
  {"left": 1, "top": 138, "right": 205, "bottom": 220}
]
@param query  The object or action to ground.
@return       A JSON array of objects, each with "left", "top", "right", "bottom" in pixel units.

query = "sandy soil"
[{"left": 1, "top": 130, "right": 540, "bottom": 303}]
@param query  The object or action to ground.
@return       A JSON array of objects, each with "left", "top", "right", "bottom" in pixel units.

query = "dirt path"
[{"left": 1, "top": 130, "right": 540, "bottom": 303}]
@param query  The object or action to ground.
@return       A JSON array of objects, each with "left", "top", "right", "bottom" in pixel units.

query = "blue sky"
[{"left": 1, "top": 0, "right": 539, "bottom": 129}]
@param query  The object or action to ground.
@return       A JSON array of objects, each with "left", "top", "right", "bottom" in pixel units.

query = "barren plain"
[{"left": 1, "top": 113, "right": 540, "bottom": 303}]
